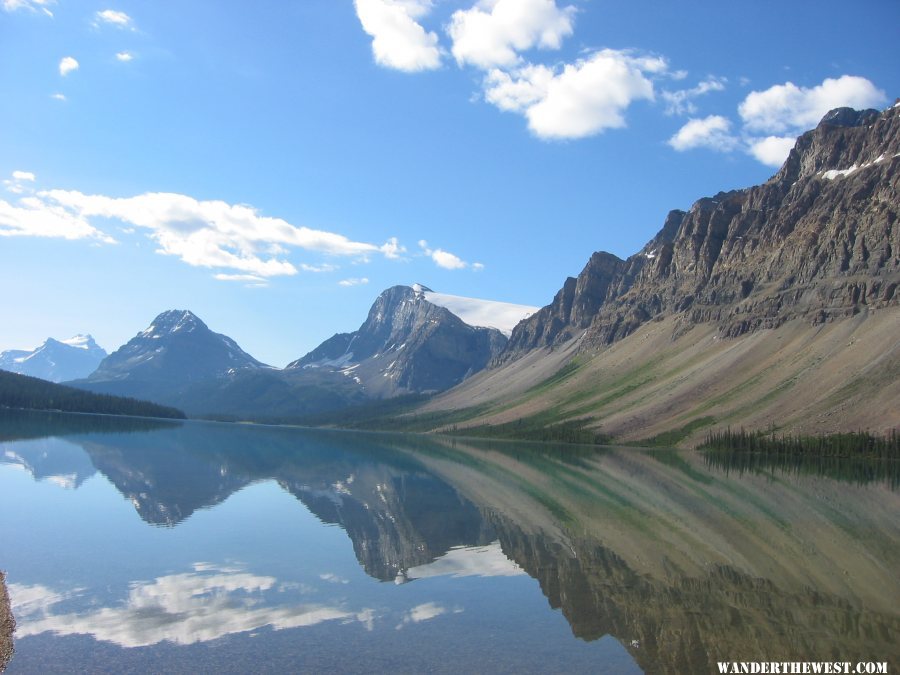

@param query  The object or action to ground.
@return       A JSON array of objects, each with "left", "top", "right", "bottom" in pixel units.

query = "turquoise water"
[{"left": 1, "top": 411, "right": 898, "bottom": 673}]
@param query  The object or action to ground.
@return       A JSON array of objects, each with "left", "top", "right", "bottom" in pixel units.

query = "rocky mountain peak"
[
  {"left": 774, "top": 104, "right": 898, "bottom": 185},
  {"left": 288, "top": 284, "right": 508, "bottom": 396},
  {"left": 142, "top": 310, "right": 206, "bottom": 337},
  {"left": 818, "top": 106, "right": 880, "bottom": 128},
  {"left": 501, "top": 104, "right": 900, "bottom": 360}
]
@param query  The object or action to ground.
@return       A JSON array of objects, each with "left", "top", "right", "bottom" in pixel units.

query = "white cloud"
[
  {"left": 661, "top": 76, "right": 726, "bottom": 116},
  {"left": 10, "top": 567, "right": 375, "bottom": 648},
  {"left": 418, "top": 240, "right": 477, "bottom": 270},
  {"left": 339, "top": 277, "right": 369, "bottom": 287},
  {"left": 431, "top": 249, "right": 467, "bottom": 269},
  {"left": 396, "top": 602, "right": 449, "bottom": 629},
  {"left": 59, "top": 56, "right": 79, "bottom": 76},
  {"left": 484, "top": 49, "right": 665, "bottom": 139},
  {"left": 668, "top": 115, "right": 738, "bottom": 152},
  {"left": 380, "top": 236, "right": 405, "bottom": 259},
  {"left": 94, "top": 9, "right": 134, "bottom": 30},
  {"left": 214, "top": 273, "right": 267, "bottom": 283},
  {"left": 1, "top": 186, "right": 403, "bottom": 278},
  {"left": 448, "top": 0, "right": 576, "bottom": 70},
  {"left": 0, "top": 196, "right": 115, "bottom": 241},
  {"left": 299, "top": 262, "right": 338, "bottom": 273},
  {"left": 116, "top": 51, "right": 134, "bottom": 62},
  {"left": 319, "top": 573, "right": 350, "bottom": 584},
  {"left": 747, "top": 135, "right": 797, "bottom": 167},
  {"left": 354, "top": 0, "right": 442, "bottom": 72},
  {"left": 3, "top": 0, "right": 53, "bottom": 16},
  {"left": 4, "top": 170, "right": 37, "bottom": 195},
  {"left": 738, "top": 75, "right": 886, "bottom": 134},
  {"left": 51, "top": 92, "right": 66, "bottom": 101}
]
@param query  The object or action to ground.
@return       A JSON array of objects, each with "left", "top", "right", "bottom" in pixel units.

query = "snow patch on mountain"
[{"left": 412, "top": 285, "right": 539, "bottom": 337}]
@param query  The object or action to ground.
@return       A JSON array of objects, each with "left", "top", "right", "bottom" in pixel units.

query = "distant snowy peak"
[
  {"left": 0, "top": 333, "right": 107, "bottom": 382},
  {"left": 60, "top": 334, "right": 101, "bottom": 350},
  {"left": 410, "top": 284, "right": 539, "bottom": 337}
]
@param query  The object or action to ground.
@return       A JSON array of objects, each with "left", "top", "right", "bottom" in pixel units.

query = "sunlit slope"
[{"left": 417, "top": 308, "right": 899, "bottom": 445}]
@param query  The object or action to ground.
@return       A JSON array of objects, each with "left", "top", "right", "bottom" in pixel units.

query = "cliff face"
[
  {"left": 289, "top": 285, "right": 507, "bottom": 396},
  {"left": 502, "top": 105, "right": 899, "bottom": 360}
]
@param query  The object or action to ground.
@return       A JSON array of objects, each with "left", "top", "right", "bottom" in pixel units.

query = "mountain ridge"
[{"left": 413, "top": 104, "right": 900, "bottom": 443}]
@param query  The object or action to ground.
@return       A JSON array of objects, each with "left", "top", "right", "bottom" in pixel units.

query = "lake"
[{"left": 1, "top": 410, "right": 898, "bottom": 674}]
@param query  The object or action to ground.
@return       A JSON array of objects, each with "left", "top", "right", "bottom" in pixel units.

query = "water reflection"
[
  {"left": 9, "top": 564, "right": 375, "bottom": 648},
  {"left": 1, "top": 410, "right": 898, "bottom": 674}
]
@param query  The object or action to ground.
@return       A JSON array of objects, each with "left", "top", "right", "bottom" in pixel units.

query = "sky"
[{"left": 1, "top": 0, "right": 898, "bottom": 367}]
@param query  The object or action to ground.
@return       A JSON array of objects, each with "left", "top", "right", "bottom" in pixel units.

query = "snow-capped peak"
[
  {"left": 411, "top": 285, "right": 539, "bottom": 336},
  {"left": 411, "top": 283, "right": 433, "bottom": 298}
]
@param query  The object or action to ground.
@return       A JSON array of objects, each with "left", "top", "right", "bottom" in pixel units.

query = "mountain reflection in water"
[{"left": 1, "top": 410, "right": 898, "bottom": 674}]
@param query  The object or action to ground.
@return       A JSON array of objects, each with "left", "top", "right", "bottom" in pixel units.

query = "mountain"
[
  {"left": 71, "top": 310, "right": 271, "bottom": 409},
  {"left": 286, "top": 284, "right": 534, "bottom": 397},
  {"left": 69, "top": 289, "right": 531, "bottom": 419},
  {"left": 0, "top": 334, "right": 107, "bottom": 382},
  {"left": 415, "top": 104, "right": 900, "bottom": 443}
]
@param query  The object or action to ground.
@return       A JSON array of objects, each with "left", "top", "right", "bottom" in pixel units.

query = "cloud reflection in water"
[{"left": 10, "top": 563, "right": 375, "bottom": 648}]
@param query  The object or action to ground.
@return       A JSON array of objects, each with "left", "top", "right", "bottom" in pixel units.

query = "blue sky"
[{"left": 2, "top": 0, "right": 898, "bottom": 366}]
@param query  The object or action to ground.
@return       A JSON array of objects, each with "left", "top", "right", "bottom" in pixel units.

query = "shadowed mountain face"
[
  {"left": 73, "top": 310, "right": 269, "bottom": 402},
  {"left": 501, "top": 106, "right": 899, "bottom": 359},
  {"left": 3, "top": 412, "right": 898, "bottom": 673},
  {"left": 287, "top": 285, "right": 508, "bottom": 397}
]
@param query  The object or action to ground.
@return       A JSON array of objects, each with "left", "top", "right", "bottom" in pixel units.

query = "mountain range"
[
  {"left": 71, "top": 288, "right": 537, "bottom": 419},
  {"left": 0, "top": 335, "right": 106, "bottom": 383},
  {"left": 55, "top": 103, "right": 900, "bottom": 441}
]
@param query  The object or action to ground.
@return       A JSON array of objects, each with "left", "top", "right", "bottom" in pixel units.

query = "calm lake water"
[{"left": 1, "top": 410, "right": 898, "bottom": 674}]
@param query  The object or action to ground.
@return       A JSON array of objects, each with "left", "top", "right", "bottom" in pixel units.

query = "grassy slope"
[{"left": 405, "top": 308, "right": 900, "bottom": 447}]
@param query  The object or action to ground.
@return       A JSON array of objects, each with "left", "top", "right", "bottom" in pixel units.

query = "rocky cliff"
[
  {"left": 501, "top": 105, "right": 899, "bottom": 360},
  {"left": 288, "top": 285, "right": 508, "bottom": 396}
]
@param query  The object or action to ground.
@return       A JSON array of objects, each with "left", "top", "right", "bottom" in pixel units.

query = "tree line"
[
  {"left": 698, "top": 427, "right": 899, "bottom": 459},
  {"left": 0, "top": 370, "right": 186, "bottom": 419}
]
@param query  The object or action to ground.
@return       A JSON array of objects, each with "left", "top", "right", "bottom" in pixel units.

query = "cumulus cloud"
[
  {"left": 738, "top": 75, "right": 886, "bottom": 134},
  {"left": 4, "top": 170, "right": 37, "bottom": 195},
  {"left": 0, "top": 184, "right": 404, "bottom": 279},
  {"left": 747, "top": 135, "right": 797, "bottom": 167},
  {"left": 661, "top": 76, "right": 726, "bottom": 116},
  {"left": 116, "top": 51, "right": 134, "bottom": 62},
  {"left": 484, "top": 49, "right": 665, "bottom": 139},
  {"left": 94, "top": 9, "right": 134, "bottom": 30},
  {"left": 2, "top": 0, "right": 53, "bottom": 16},
  {"left": 51, "top": 92, "right": 66, "bottom": 101},
  {"left": 354, "top": 0, "right": 442, "bottom": 72},
  {"left": 338, "top": 277, "right": 370, "bottom": 287},
  {"left": 10, "top": 566, "right": 374, "bottom": 648},
  {"left": 0, "top": 196, "right": 115, "bottom": 241},
  {"left": 418, "top": 240, "right": 480, "bottom": 270},
  {"left": 59, "top": 56, "right": 79, "bottom": 76},
  {"left": 668, "top": 115, "right": 737, "bottom": 152},
  {"left": 448, "top": 0, "right": 576, "bottom": 69},
  {"left": 666, "top": 75, "right": 887, "bottom": 168}
]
